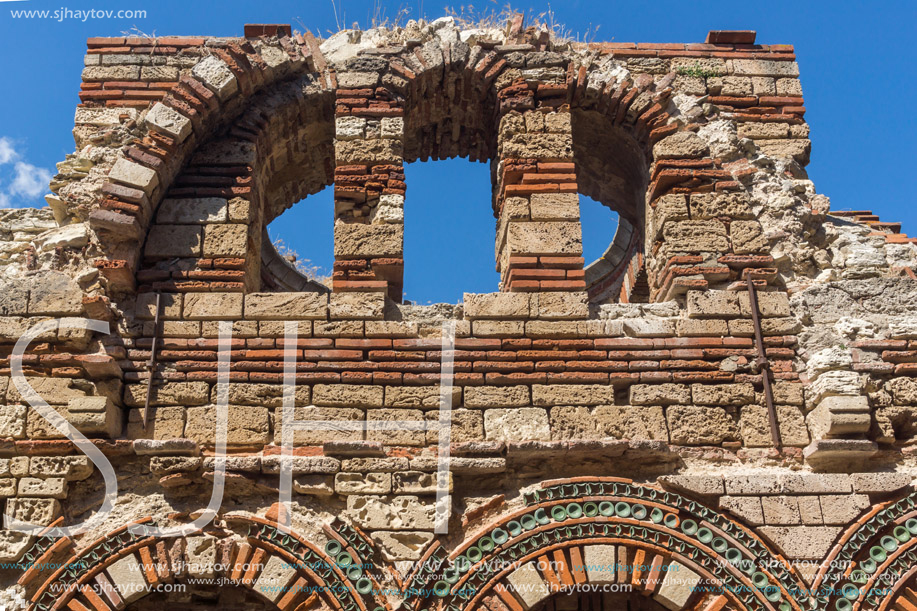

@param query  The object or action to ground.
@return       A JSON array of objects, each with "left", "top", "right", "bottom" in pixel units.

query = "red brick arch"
[{"left": 20, "top": 516, "right": 388, "bottom": 611}]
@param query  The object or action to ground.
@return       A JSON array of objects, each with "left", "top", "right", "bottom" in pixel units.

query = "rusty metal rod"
[
  {"left": 143, "top": 292, "right": 162, "bottom": 428},
  {"left": 746, "top": 275, "right": 782, "bottom": 449}
]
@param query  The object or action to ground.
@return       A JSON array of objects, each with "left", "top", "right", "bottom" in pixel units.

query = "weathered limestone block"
[
  {"left": 583, "top": 544, "right": 616, "bottom": 583},
  {"left": 762, "top": 496, "right": 802, "bottom": 525},
  {"left": 334, "top": 222, "right": 402, "bottom": 258},
  {"left": 655, "top": 561, "right": 701, "bottom": 611},
  {"left": 144, "top": 102, "right": 192, "bottom": 141},
  {"left": 203, "top": 224, "right": 248, "bottom": 257},
  {"left": 27, "top": 400, "right": 122, "bottom": 440},
  {"left": 108, "top": 157, "right": 159, "bottom": 196},
  {"left": 366, "top": 409, "right": 425, "bottom": 445},
  {"left": 720, "top": 496, "right": 764, "bottom": 525},
  {"left": 707, "top": 76, "right": 754, "bottom": 96},
  {"left": 535, "top": 292, "right": 589, "bottom": 320},
  {"left": 253, "top": 554, "right": 297, "bottom": 603},
  {"left": 667, "top": 406, "right": 739, "bottom": 445},
  {"left": 472, "top": 320, "right": 525, "bottom": 337},
  {"left": 0, "top": 406, "right": 27, "bottom": 439},
  {"left": 506, "top": 221, "right": 582, "bottom": 256},
  {"left": 125, "top": 382, "right": 210, "bottom": 407},
  {"left": 737, "top": 290, "right": 791, "bottom": 318},
  {"left": 740, "top": 405, "right": 809, "bottom": 447},
  {"left": 17, "top": 477, "right": 67, "bottom": 499},
  {"left": 758, "top": 526, "right": 839, "bottom": 560},
  {"left": 731, "top": 220, "right": 768, "bottom": 254},
  {"left": 7, "top": 378, "right": 91, "bottom": 405},
  {"left": 676, "top": 318, "right": 729, "bottom": 337},
  {"left": 501, "top": 132, "right": 573, "bottom": 159},
  {"left": 336, "top": 138, "right": 403, "bottom": 162},
  {"left": 28, "top": 274, "right": 84, "bottom": 315},
  {"left": 183, "top": 293, "right": 244, "bottom": 319},
  {"left": 393, "top": 471, "right": 452, "bottom": 494},
  {"left": 530, "top": 193, "right": 580, "bottom": 221},
  {"left": 623, "top": 318, "right": 676, "bottom": 337},
  {"left": 329, "top": 292, "right": 385, "bottom": 320},
  {"left": 293, "top": 474, "right": 334, "bottom": 496},
  {"left": 371, "top": 531, "right": 434, "bottom": 561},
  {"left": 244, "top": 293, "right": 328, "bottom": 320},
  {"left": 595, "top": 406, "right": 669, "bottom": 441},
  {"left": 145, "top": 224, "right": 201, "bottom": 258},
  {"left": 885, "top": 378, "right": 917, "bottom": 405},
  {"left": 386, "top": 386, "right": 460, "bottom": 408},
  {"left": 425, "top": 409, "right": 483, "bottom": 444},
  {"left": 533, "top": 384, "right": 616, "bottom": 406},
  {"left": 29, "top": 456, "right": 92, "bottom": 480},
  {"left": 730, "top": 59, "right": 799, "bottom": 77},
  {"left": 6, "top": 498, "right": 60, "bottom": 526},
  {"left": 335, "top": 116, "right": 366, "bottom": 140},
  {"left": 852, "top": 473, "right": 912, "bottom": 493},
  {"left": 371, "top": 193, "right": 404, "bottom": 224},
  {"left": 809, "top": 371, "right": 864, "bottom": 405},
  {"left": 484, "top": 408, "right": 550, "bottom": 441},
  {"left": 157, "top": 198, "right": 228, "bottom": 224},
  {"left": 687, "top": 290, "right": 740, "bottom": 318},
  {"left": 335, "top": 472, "right": 392, "bottom": 494},
  {"left": 663, "top": 220, "right": 729, "bottom": 252},
  {"left": 807, "top": 396, "right": 871, "bottom": 438},
  {"left": 184, "top": 535, "right": 217, "bottom": 578},
  {"left": 191, "top": 55, "right": 238, "bottom": 100},
  {"left": 506, "top": 561, "right": 551, "bottom": 609},
  {"left": 651, "top": 194, "right": 689, "bottom": 238},
  {"left": 630, "top": 384, "right": 690, "bottom": 406},
  {"left": 261, "top": 456, "right": 340, "bottom": 475},
  {"left": 653, "top": 132, "right": 709, "bottom": 159},
  {"left": 464, "top": 293, "right": 530, "bottom": 319},
  {"left": 106, "top": 554, "right": 149, "bottom": 603},
  {"left": 819, "top": 494, "right": 870, "bottom": 524},
  {"left": 738, "top": 122, "right": 791, "bottom": 139},
  {"left": 692, "top": 383, "right": 755, "bottom": 406},
  {"left": 659, "top": 475, "right": 725, "bottom": 498},
  {"left": 184, "top": 406, "right": 269, "bottom": 447},
  {"left": 756, "top": 139, "right": 811, "bottom": 163},
  {"left": 217, "top": 383, "right": 310, "bottom": 408},
  {"left": 347, "top": 495, "right": 436, "bottom": 530},
  {"left": 135, "top": 292, "right": 182, "bottom": 320},
  {"left": 464, "top": 385, "right": 529, "bottom": 408},
  {"left": 0, "top": 479, "right": 16, "bottom": 497},
  {"left": 728, "top": 317, "right": 802, "bottom": 336},
  {"left": 0, "top": 287, "right": 29, "bottom": 316},
  {"left": 127, "top": 406, "right": 186, "bottom": 440},
  {"left": 0, "top": 530, "right": 32, "bottom": 562},
  {"left": 273, "top": 407, "right": 363, "bottom": 444},
  {"left": 550, "top": 406, "right": 600, "bottom": 440},
  {"left": 314, "top": 384, "right": 383, "bottom": 407}
]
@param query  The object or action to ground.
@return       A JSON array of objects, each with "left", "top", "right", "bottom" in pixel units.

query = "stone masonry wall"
[{"left": 0, "top": 17, "right": 915, "bottom": 611}]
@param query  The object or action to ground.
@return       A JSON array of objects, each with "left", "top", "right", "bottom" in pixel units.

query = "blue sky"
[{"left": 0, "top": 0, "right": 913, "bottom": 303}]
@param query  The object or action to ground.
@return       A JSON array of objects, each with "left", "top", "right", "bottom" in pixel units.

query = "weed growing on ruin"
[{"left": 676, "top": 63, "right": 720, "bottom": 78}]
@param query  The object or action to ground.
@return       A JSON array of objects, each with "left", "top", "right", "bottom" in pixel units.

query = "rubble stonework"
[{"left": 0, "top": 18, "right": 915, "bottom": 611}]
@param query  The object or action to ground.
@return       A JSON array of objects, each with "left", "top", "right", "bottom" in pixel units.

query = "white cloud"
[
  {"left": 0, "top": 137, "right": 16, "bottom": 165},
  {"left": 0, "top": 192, "right": 9, "bottom": 208},
  {"left": 9, "top": 161, "right": 51, "bottom": 199}
]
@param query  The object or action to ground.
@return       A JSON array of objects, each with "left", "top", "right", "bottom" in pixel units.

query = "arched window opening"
[
  {"left": 571, "top": 109, "right": 650, "bottom": 304},
  {"left": 402, "top": 157, "right": 498, "bottom": 304},
  {"left": 580, "top": 194, "right": 621, "bottom": 263},
  {"left": 263, "top": 187, "right": 334, "bottom": 292}
]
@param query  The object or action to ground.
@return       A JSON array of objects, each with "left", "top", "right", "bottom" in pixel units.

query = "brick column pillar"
[
  {"left": 494, "top": 108, "right": 585, "bottom": 293},
  {"left": 332, "top": 74, "right": 405, "bottom": 302}
]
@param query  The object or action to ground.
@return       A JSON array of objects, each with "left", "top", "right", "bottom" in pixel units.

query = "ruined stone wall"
[{"left": 0, "top": 18, "right": 915, "bottom": 611}]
